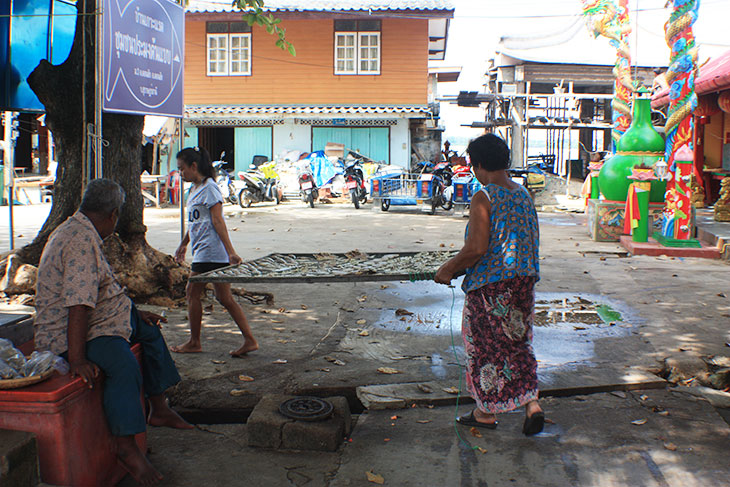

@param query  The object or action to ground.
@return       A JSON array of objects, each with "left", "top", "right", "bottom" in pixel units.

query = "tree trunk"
[{"left": 15, "top": 0, "right": 188, "bottom": 301}]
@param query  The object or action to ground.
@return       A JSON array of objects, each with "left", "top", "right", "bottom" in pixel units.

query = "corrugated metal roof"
[
  {"left": 186, "top": 104, "right": 432, "bottom": 116},
  {"left": 186, "top": 0, "right": 454, "bottom": 13}
]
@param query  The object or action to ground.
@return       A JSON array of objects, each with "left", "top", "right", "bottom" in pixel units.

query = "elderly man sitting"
[{"left": 34, "top": 179, "right": 192, "bottom": 486}]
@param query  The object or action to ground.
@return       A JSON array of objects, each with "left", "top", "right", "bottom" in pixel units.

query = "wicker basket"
[{"left": 0, "top": 367, "right": 56, "bottom": 390}]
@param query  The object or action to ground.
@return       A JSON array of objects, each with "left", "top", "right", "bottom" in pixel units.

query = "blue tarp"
[
  {"left": 305, "top": 151, "right": 342, "bottom": 188},
  {"left": 1, "top": 0, "right": 76, "bottom": 111}
]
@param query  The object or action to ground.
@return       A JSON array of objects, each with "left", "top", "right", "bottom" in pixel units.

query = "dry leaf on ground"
[
  {"left": 211, "top": 359, "right": 226, "bottom": 365},
  {"left": 272, "top": 359, "right": 288, "bottom": 364},
  {"left": 417, "top": 384, "right": 433, "bottom": 394},
  {"left": 278, "top": 308, "right": 287, "bottom": 313},
  {"left": 664, "top": 442, "right": 678, "bottom": 451},
  {"left": 416, "top": 420, "right": 431, "bottom": 424},
  {"left": 357, "top": 319, "right": 367, "bottom": 325},
  {"left": 273, "top": 327, "right": 286, "bottom": 332},
  {"left": 443, "top": 387, "right": 460, "bottom": 395},
  {"left": 476, "top": 447, "right": 488, "bottom": 454},
  {"left": 631, "top": 419, "right": 647, "bottom": 425},
  {"left": 377, "top": 367, "right": 401, "bottom": 375},
  {"left": 238, "top": 375, "right": 254, "bottom": 382},
  {"left": 301, "top": 304, "right": 308, "bottom": 310},
  {"left": 229, "top": 389, "right": 247, "bottom": 396},
  {"left": 366, "top": 471, "right": 385, "bottom": 485},
  {"left": 359, "top": 330, "right": 370, "bottom": 337},
  {"left": 395, "top": 308, "right": 413, "bottom": 317},
  {"left": 381, "top": 285, "right": 390, "bottom": 289},
  {"left": 469, "top": 427, "right": 483, "bottom": 438},
  {"left": 333, "top": 359, "right": 346, "bottom": 366}
]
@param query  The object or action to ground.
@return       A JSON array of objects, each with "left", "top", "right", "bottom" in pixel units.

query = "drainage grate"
[{"left": 279, "top": 397, "right": 334, "bottom": 422}]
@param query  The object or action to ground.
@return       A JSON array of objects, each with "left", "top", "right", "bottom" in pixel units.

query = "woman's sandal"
[
  {"left": 456, "top": 409, "right": 498, "bottom": 429},
  {"left": 522, "top": 411, "right": 545, "bottom": 436}
]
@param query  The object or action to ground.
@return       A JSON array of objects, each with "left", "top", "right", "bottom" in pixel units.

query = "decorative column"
[
  {"left": 624, "top": 165, "right": 657, "bottom": 243},
  {"left": 663, "top": 0, "right": 699, "bottom": 240},
  {"left": 582, "top": 0, "right": 633, "bottom": 151},
  {"left": 657, "top": 145, "right": 702, "bottom": 247}
]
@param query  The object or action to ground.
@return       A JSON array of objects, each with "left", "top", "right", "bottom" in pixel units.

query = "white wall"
[
  {"left": 273, "top": 120, "right": 310, "bottom": 159},
  {"left": 390, "top": 118, "right": 410, "bottom": 168}
]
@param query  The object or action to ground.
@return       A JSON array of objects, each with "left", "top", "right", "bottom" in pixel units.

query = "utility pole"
[{"left": 3, "top": 111, "right": 17, "bottom": 250}]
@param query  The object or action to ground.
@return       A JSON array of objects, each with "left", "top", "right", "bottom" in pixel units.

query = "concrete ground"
[
  {"left": 3, "top": 198, "right": 730, "bottom": 486},
  {"left": 121, "top": 389, "right": 730, "bottom": 487}
]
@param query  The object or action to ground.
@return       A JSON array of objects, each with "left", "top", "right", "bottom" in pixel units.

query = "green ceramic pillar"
[
  {"left": 633, "top": 183, "right": 651, "bottom": 243},
  {"left": 591, "top": 176, "right": 601, "bottom": 199}
]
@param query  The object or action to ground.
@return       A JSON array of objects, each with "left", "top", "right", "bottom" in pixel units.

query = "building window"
[
  {"left": 334, "top": 20, "right": 381, "bottom": 75},
  {"left": 207, "top": 22, "right": 252, "bottom": 76}
]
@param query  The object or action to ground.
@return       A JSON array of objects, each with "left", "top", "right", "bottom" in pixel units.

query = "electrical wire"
[{"left": 447, "top": 285, "right": 480, "bottom": 451}]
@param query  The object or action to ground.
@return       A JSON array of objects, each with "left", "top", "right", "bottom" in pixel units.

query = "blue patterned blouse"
[{"left": 462, "top": 184, "right": 540, "bottom": 293}]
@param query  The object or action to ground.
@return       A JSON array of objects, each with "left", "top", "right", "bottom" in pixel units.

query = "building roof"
[
  {"left": 185, "top": 104, "right": 432, "bottom": 117},
  {"left": 186, "top": 0, "right": 454, "bottom": 13},
  {"left": 652, "top": 49, "right": 730, "bottom": 108},
  {"left": 429, "top": 66, "right": 461, "bottom": 82},
  {"left": 495, "top": 16, "right": 669, "bottom": 69}
]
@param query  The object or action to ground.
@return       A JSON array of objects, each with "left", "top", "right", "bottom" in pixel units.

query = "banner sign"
[{"left": 103, "top": 0, "right": 184, "bottom": 117}]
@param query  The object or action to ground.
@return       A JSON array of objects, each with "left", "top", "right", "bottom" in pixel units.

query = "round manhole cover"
[{"left": 279, "top": 397, "right": 334, "bottom": 422}]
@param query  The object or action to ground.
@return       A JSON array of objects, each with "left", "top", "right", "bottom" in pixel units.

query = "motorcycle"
[
  {"left": 416, "top": 161, "right": 454, "bottom": 214},
  {"left": 344, "top": 159, "right": 368, "bottom": 209},
  {"left": 237, "top": 165, "right": 280, "bottom": 208},
  {"left": 212, "top": 152, "right": 239, "bottom": 205},
  {"left": 298, "top": 165, "right": 319, "bottom": 208},
  {"left": 508, "top": 164, "right": 546, "bottom": 200}
]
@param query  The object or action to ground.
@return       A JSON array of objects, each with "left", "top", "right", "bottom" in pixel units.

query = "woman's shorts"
[{"left": 191, "top": 262, "right": 229, "bottom": 274}]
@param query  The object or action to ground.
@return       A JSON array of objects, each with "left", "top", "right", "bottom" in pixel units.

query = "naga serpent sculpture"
[
  {"left": 662, "top": 0, "right": 699, "bottom": 240},
  {"left": 582, "top": 0, "right": 633, "bottom": 150}
]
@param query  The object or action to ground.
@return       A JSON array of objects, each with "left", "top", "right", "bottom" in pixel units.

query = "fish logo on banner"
[{"left": 103, "top": 0, "right": 183, "bottom": 116}]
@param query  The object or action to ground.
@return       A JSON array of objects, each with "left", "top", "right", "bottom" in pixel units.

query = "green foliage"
[{"left": 233, "top": 0, "right": 296, "bottom": 56}]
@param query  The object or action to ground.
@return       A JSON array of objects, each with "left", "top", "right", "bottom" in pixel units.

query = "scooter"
[
  {"left": 344, "top": 159, "right": 368, "bottom": 209},
  {"left": 212, "top": 152, "right": 239, "bottom": 205},
  {"left": 298, "top": 165, "right": 319, "bottom": 208},
  {"left": 416, "top": 161, "right": 454, "bottom": 214},
  {"left": 237, "top": 167, "right": 280, "bottom": 208}
]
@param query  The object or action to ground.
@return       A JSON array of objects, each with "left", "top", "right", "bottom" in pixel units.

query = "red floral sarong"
[{"left": 462, "top": 275, "right": 539, "bottom": 413}]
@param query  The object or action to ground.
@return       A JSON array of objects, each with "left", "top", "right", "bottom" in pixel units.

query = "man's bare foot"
[
  {"left": 473, "top": 408, "right": 498, "bottom": 425},
  {"left": 148, "top": 405, "right": 194, "bottom": 430},
  {"left": 170, "top": 341, "right": 202, "bottom": 354},
  {"left": 230, "top": 339, "right": 259, "bottom": 357},
  {"left": 117, "top": 438, "right": 163, "bottom": 486}
]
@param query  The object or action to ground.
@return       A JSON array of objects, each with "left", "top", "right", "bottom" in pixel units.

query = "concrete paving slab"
[
  {"left": 119, "top": 389, "right": 729, "bottom": 487},
  {"left": 333, "top": 390, "right": 730, "bottom": 487}
]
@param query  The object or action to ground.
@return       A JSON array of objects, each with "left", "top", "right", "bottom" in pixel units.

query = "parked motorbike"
[
  {"left": 212, "top": 152, "right": 239, "bottom": 205},
  {"left": 298, "top": 165, "right": 319, "bottom": 208},
  {"left": 508, "top": 164, "right": 546, "bottom": 200},
  {"left": 415, "top": 161, "right": 454, "bottom": 214},
  {"left": 344, "top": 159, "right": 368, "bottom": 209},
  {"left": 237, "top": 165, "right": 280, "bottom": 208}
]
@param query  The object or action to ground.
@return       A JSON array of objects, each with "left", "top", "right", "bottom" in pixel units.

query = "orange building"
[{"left": 183, "top": 0, "right": 453, "bottom": 172}]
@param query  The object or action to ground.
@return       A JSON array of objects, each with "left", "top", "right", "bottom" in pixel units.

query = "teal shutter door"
[
  {"left": 311, "top": 128, "right": 333, "bottom": 153},
  {"left": 368, "top": 127, "right": 389, "bottom": 164},
  {"left": 350, "top": 128, "right": 370, "bottom": 156},
  {"left": 183, "top": 126, "right": 198, "bottom": 149},
  {"left": 234, "top": 127, "right": 272, "bottom": 172},
  {"left": 311, "top": 127, "right": 389, "bottom": 163}
]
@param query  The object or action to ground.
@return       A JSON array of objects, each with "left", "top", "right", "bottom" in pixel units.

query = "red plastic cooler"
[{"left": 0, "top": 344, "right": 146, "bottom": 487}]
